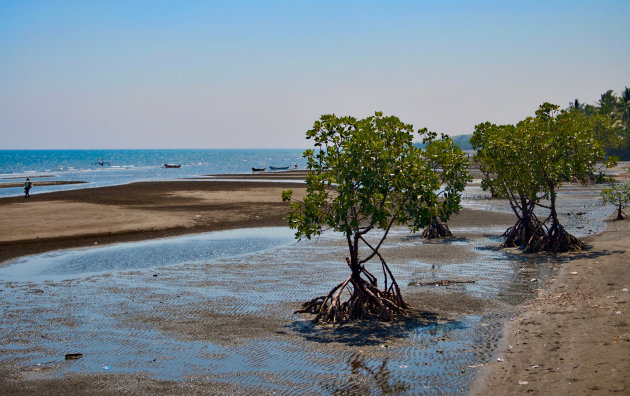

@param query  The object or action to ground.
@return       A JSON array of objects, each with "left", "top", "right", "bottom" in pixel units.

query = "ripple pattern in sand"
[{"left": 0, "top": 225, "right": 566, "bottom": 394}]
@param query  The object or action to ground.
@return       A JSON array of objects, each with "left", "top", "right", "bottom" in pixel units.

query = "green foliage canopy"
[
  {"left": 524, "top": 103, "right": 616, "bottom": 194},
  {"left": 283, "top": 112, "right": 468, "bottom": 241},
  {"left": 282, "top": 112, "right": 470, "bottom": 322},
  {"left": 473, "top": 103, "right": 616, "bottom": 205},
  {"left": 471, "top": 122, "right": 536, "bottom": 201},
  {"left": 471, "top": 102, "right": 617, "bottom": 252},
  {"left": 423, "top": 131, "right": 471, "bottom": 221},
  {"left": 601, "top": 182, "right": 630, "bottom": 220},
  {"left": 571, "top": 86, "right": 630, "bottom": 158}
]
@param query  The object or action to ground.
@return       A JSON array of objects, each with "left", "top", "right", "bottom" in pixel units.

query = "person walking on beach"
[{"left": 24, "top": 178, "right": 32, "bottom": 198}]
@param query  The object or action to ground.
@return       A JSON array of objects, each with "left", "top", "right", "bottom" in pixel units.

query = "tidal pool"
[{"left": 0, "top": 227, "right": 296, "bottom": 282}]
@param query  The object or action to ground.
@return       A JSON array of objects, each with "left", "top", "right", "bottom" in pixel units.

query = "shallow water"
[
  {"left": 0, "top": 224, "right": 558, "bottom": 394},
  {"left": 0, "top": 228, "right": 295, "bottom": 282},
  {"left": 461, "top": 182, "right": 613, "bottom": 237},
  {"left": 0, "top": 186, "right": 613, "bottom": 394}
]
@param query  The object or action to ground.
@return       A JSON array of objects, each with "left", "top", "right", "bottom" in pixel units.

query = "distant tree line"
[
  {"left": 570, "top": 87, "right": 630, "bottom": 159},
  {"left": 440, "top": 86, "right": 630, "bottom": 158}
]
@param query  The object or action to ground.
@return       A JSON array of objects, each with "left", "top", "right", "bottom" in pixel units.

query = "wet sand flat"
[
  {"left": 0, "top": 178, "right": 514, "bottom": 265},
  {"left": 0, "top": 180, "right": 307, "bottom": 263},
  {"left": 0, "top": 179, "right": 628, "bottom": 394},
  {"left": 0, "top": 222, "right": 534, "bottom": 394}
]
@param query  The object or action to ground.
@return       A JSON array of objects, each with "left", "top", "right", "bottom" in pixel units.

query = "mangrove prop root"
[
  {"left": 545, "top": 225, "right": 585, "bottom": 253},
  {"left": 501, "top": 215, "right": 584, "bottom": 253},
  {"left": 502, "top": 216, "right": 546, "bottom": 249},
  {"left": 615, "top": 208, "right": 627, "bottom": 220},
  {"left": 295, "top": 271, "right": 410, "bottom": 324},
  {"left": 422, "top": 220, "right": 453, "bottom": 239}
]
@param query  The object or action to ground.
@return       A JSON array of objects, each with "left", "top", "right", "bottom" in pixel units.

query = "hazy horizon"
[{"left": 1, "top": 1, "right": 629, "bottom": 149}]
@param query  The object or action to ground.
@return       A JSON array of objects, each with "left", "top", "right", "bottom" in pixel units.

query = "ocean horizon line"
[{"left": 0, "top": 147, "right": 309, "bottom": 152}]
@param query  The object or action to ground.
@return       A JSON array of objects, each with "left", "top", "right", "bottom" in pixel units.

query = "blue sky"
[{"left": 1, "top": 0, "right": 629, "bottom": 149}]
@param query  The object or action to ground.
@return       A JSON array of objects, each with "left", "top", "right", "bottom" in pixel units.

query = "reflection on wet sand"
[{"left": 0, "top": 186, "right": 612, "bottom": 394}]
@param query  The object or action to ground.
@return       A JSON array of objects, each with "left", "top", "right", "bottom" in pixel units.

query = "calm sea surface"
[{"left": 0, "top": 149, "right": 307, "bottom": 197}]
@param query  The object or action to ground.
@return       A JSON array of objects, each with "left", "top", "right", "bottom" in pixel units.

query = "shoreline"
[
  {"left": 469, "top": 219, "right": 629, "bottom": 395},
  {"left": 0, "top": 180, "right": 88, "bottom": 189},
  {"left": 1, "top": 177, "right": 628, "bottom": 394},
  {"left": 0, "top": 179, "right": 307, "bottom": 264},
  {"left": 0, "top": 191, "right": 521, "bottom": 394}
]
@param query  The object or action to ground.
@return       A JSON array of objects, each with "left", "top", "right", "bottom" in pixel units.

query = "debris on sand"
[{"left": 409, "top": 279, "right": 476, "bottom": 287}]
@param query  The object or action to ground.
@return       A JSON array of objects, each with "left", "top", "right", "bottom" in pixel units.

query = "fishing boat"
[
  {"left": 252, "top": 167, "right": 266, "bottom": 172},
  {"left": 164, "top": 163, "right": 181, "bottom": 168},
  {"left": 269, "top": 166, "right": 289, "bottom": 170}
]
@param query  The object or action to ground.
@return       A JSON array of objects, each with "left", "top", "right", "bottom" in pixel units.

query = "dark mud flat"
[{"left": 0, "top": 188, "right": 613, "bottom": 395}]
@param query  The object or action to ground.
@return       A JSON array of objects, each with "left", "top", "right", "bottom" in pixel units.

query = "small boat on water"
[
  {"left": 252, "top": 167, "right": 266, "bottom": 172},
  {"left": 164, "top": 163, "right": 181, "bottom": 168},
  {"left": 269, "top": 166, "right": 289, "bottom": 171}
]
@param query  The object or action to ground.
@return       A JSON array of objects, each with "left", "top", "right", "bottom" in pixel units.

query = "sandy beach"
[
  {"left": 470, "top": 219, "right": 630, "bottom": 395},
  {"left": 0, "top": 177, "right": 628, "bottom": 394},
  {"left": 0, "top": 179, "right": 307, "bottom": 264}
]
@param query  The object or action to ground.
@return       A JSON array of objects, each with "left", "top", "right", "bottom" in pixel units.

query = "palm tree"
[
  {"left": 620, "top": 87, "right": 630, "bottom": 125},
  {"left": 599, "top": 90, "right": 619, "bottom": 115},
  {"left": 569, "top": 98, "right": 585, "bottom": 111}
]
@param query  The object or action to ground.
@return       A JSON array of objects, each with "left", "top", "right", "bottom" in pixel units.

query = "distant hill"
[
  {"left": 414, "top": 134, "right": 473, "bottom": 151},
  {"left": 450, "top": 134, "right": 473, "bottom": 150}
]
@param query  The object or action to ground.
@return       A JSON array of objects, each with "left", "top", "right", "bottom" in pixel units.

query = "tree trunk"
[
  {"left": 523, "top": 185, "right": 584, "bottom": 253},
  {"left": 617, "top": 203, "right": 626, "bottom": 220},
  {"left": 296, "top": 234, "right": 410, "bottom": 324},
  {"left": 503, "top": 195, "right": 545, "bottom": 249}
]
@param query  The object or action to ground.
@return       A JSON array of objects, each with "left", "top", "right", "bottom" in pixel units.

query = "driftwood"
[{"left": 409, "top": 279, "right": 476, "bottom": 287}]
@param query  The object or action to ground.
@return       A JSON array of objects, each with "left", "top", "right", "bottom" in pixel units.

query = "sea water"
[{"left": 0, "top": 149, "right": 307, "bottom": 197}]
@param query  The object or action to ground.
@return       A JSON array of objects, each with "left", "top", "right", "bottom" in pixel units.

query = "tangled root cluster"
[
  {"left": 503, "top": 217, "right": 584, "bottom": 253},
  {"left": 502, "top": 217, "right": 545, "bottom": 249},
  {"left": 296, "top": 275, "right": 410, "bottom": 324},
  {"left": 422, "top": 219, "right": 453, "bottom": 239},
  {"left": 538, "top": 225, "right": 585, "bottom": 253}
]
